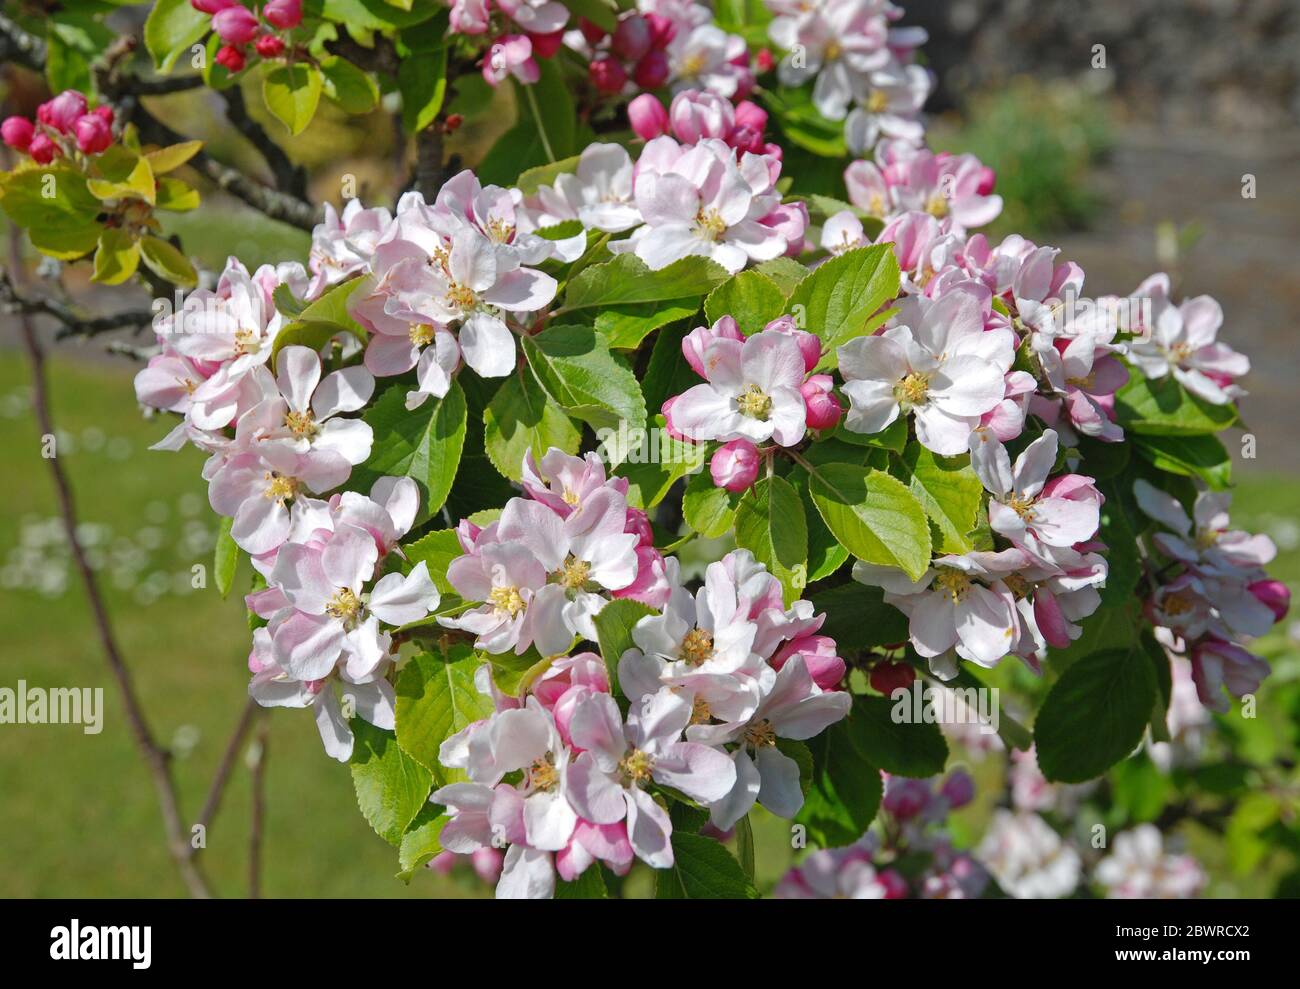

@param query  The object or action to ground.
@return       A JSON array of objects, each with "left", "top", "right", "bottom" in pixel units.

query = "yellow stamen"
[
  {"left": 743, "top": 719, "right": 777, "bottom": 748},
  {"left": 934, "top": 567, "right": 971, "bottom": 604},
  {"left": 263, "top": 473, "right": 299, "bottom": 503},
  {"left": 445, "top": 282, "right": 478, "bottom": 310},
  {"left": 409, "top": 322, "right": 434, "bottom": 346},
  {"left": 326, "top": 587, "right": 361, "bottom": 622},
  {"left": 233, "top": 327, "right": 261, "bottom": 356},
  {"left": 865, "top": 89, "right": 889, "bottom": 114},
  {"left": 557, "top": 555, "right": 591, "bottom": 590},
  {"left": 924, "top": 194, "right": 950, "bottom": 218},
  {"left": 736, "top": 383, "right": 773, "bottom": 421},
  {"left": 489, "top": 585, "right": 526, "bottom": 617},
  {"left": 895, "top": 372, "right": 931, "bottom": 409},
  {"left": 619, "top": 748, "right": 655, "bottom": 784},
  {"left": 284, "top": 410, "right": 317, "bottom": 439},
  {"left": 529, "top": 757, "right": 559, "bottom": 792},
  {"left": 690, "top": 696, "right": 713, "bottom": 725},
  {"left": 1006, "top": 494, "right": 1037, "bottom": 520},
  {"left": 680, "top": 627, "right": 715, "bottom": 667},
  {"left": 695, "top": 207, "right": 728, "bottom": 241}
]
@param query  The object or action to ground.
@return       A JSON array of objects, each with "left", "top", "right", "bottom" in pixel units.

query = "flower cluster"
[
  {"left": 1135, "top": 481, "right": 1287, "bottom": 711},
  {"left": 575, "top": 11, "right": 677, "bottom": 93},
  {"left": 432, "top": 530, "right": 850, "bottom": 896},
  {"left": 776, "top": 769, "right": 987, "bottom": 898},
  {"left": 2, "top": 90, "right": 115, "bottom": 162},
  {"left": 337, "top": 170, "right": 559, "bottom": 410},
  {"left": 191, "top": 0, "right": 304, "bottom": 73},
  {"left": 663, "top": 315, "right": 839, "bottom": 492},
  {"left": 766, "top": 0, "right": 930, "bottom": 151},
  {"left": 245, "top": 473, "right": 438, "bottom": 761},
  {"left": 628, "top": 89, "right": 780, "bottom": 159},
  {"left": 439, "top": 448, "right": 668, "bottom": 654}
]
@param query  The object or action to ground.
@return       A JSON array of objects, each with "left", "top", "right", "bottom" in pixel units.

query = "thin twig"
[
  {"left": 0, "top": 269, "right": 155, "bottom": 339},
  {"left": 190, "top": 697, "right": 261, "bottom": 860},
  {"left": 248, "top": 719, "right": 270, "bottom": 899},
  {"left": 222, "top": 85, "right": 309, "bottom": 200},
  {"left": 8, "top": 222, "right": 214, "bottom": 900}
]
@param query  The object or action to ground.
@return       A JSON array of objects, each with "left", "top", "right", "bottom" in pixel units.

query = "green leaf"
[
  {"left": 522, "top": 324, "right": 647, "bottom": 434},
  {"left": 516, "top": 155, "right": 582, "bottom": 195},
  {"left": 734, "top": 476, "right": 808, "bottom": 604},
  {"left": 350, "top": 719, "right": 434, "bottom": 846},
  {"left": 1033, "top": 646, "right": 1158, "bottom": 783},
  {"left": 834, "top": 415, "right": 907, "bottom": 454},
  {"left": 593, "top": 598, "right": 656, "bottom": 701},
  {"left": 683, "top": 469, "right": 741, "bottom": 539},
  {"left": 1115, "top": 373, "right": 1237, "bottom": 435},
  {"left": 483, "top": 370, "right": 581, "bottom": 482},
  {"left": 272, "top": 282, "right": 309, "bottom": 318},
  {"left": 765, "top": 85, "right": 848, "bottom": 157},
  {"left": 86, "top": 146, "right": 156, "bottom": 204},
  {"left": 792, "top": 475, "right": 849, "bottom": 581},
  {"left": 394, "top": 644, "right": 495, "bottom": 782},
  {"left": 397, "top": 45, "right": 448, "bottom": 132},
  {"left": 353, "top": 381, "right": 467, "bottom": 522},
  {"left": 1133, "top": 433, "right": 1232, "bottom": 490},
  {"left": 703, "top": 269, "right": 788, "bottom": 334},
  {"left": 262, "top": 63, "right": 324, "bottom": 136},
  {"left": 786, "top": 245, "right": 899, "bottom": 369},
  {"left": 397, "top": 804, "right": 448, "bottom": 879},
  {"left": 556, "top": 866, "right": 609, "bottom": 898},
  {"left": 734, "top": 816, "right": 756, "bottom": 881},
  {"left": 154, "top": 177, "right": 200, "bottom": 212},
  {"left": 1096, "top": 484, "right": 1142, "bottom": 607},
  {"left": 754, "top": 256, "right": 809, "bottom": 296},
  {"left": 612, "top": 422, "right": 707, "bottom": 508},
  {"left": 594, "top": 299, "right": 701, "bottom": 350},
  {"left": 0, "top": 165, "right": 101, "bottom": 258},
  {"left": 321, "top": 55, "right": 380, "bottom": 114},
  {"left": 145, "top": 140, "right": 203, "bottom": 175},
  {"left": 139, "top": 236, "right": 197, "bottom": 288},
  {"left": 945, "top": 665, "right": 1033, "bottom": 751},
  {"left": 559, "top": 0, "right": 619, "bottom": 32},
  {"left": 655, "top": 831, "right": 759, "bottom": 899},
  {"left": 563, "top": 253, "right": 730, "bottom": 310},
  {"left": 92, "top": 227, "right": 141, "bottom": 285},
  {"left": 401, "top": 529, "right": 462, "bottom": 594},
  {"left": 796, "top": 720, "right": 883, "bottom": 846},
  {"left": 213, "top": 516, "right": 240, "bottom": 598},
  {"left": 144, "top": 0, "right": 210, "bottom": 72},
  {"left": 487, "top": 647, "right": 554, "bottom": 698},
  {"left": 807, "top": 463, "right": 931, "bottom": 580},
  {"left": 808, "top": 584, "right": 907, "bottom": 651},
  {"left": 891, "top": 442, "right": 983, "bottom": 554},
  {"left": 852, "top": 694, "right": 949, "bottom": 778}
]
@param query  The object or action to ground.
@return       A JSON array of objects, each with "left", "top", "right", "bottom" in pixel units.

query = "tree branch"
[
  {"left": 8, "top": 223, "right": 213, "bottom": 900},
  {"left": 0, "top": 269, "right": 155, "bottom": 340},
  {"left": 249, "top": 719, "right": 270, "bottom": 899},
  {"left": 190, "top": 697, "right": 261, "bottom": 863},
  {"left": 221, "top": 84, "right": 309, "bottom": 201}
]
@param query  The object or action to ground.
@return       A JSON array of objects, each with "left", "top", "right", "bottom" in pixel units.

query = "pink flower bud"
[
  {"left": 528, "top": 30, "right": 565, "bottom": 58},
  {"left": 74, "top": 113, "right": 112, "bottom": 155},
  {"left": 755, "top": 47, "right": 775, "bottom": 73},
  {"left": 772, "top": 635, "right": 846, "bottom": 690},
  {"left": 610, "top": 14, "right": 652, "bottom": 62},
  {"left": 255, "top": 34, "right": 285, "bottom": 57},
  {"left": 262, "top": 0, "right": 302, "bottom": 30},
  {"left": 627, "top": 93, "right": 669, "bottom": 140},
  {"left": 624, "top": 506, "right": 654, "bottom": 546},
  {"left": 710, "top": 439, "right": 760, "bottom": 493},
  {"left": 644, "top": 12, "right": 676, "bottom": 48},
  {"left": 1248, "top": 579, "right": 1290, "bottom": 623},
  {"left": 578, "top": 17, "right": 607, "bottom": 45},
  {"left": 669, "top": 89, "right": 733, "bottom": 143},
  {"left": 589, "top": 56, "right": 627, "bottom": 94},
  {"left": 764, "top": 315, "right": 821, "bottom": 371},
  {"left": 1, "top": 116, "right": 34, "bottom": 152},
  {"left": 213, "top": 6, "right": 260, "bottom": 44},
  {"left": 882, "top": 777, "right": 930, "bottom": 821},
  {"left": 91, "top": 105, "right": 114, "bottom": 126},
  {"left": 940, "top": 770, "right": 975, "bottom": 809},
  {"left": 976, "top": 165, "right": 997, "bottom": 196},
  {"left": 733, "top": 100, "right": 768, "bottom": 133},
  {"left": 878, "top": 868, "right": 909, "bottom": 899},
  {"left": 215, "top": 44, "right": 247, "bottom": 72},
  {"left": 39, "top": 90, "right": 87, "bottom": 134},
  {"left": 632, "top": 50, "right": 669, "bottom": 90},
  {"left": 801, "top": 375, "right": 843, "bottom": 430},
  {"left": 28, "top": 132, "right": 58, "bottom": 164},
  {"left": 869, "top": 661, "right": 915, "bottom": 697},
  {"left": 191, "top": 0, "right": 237, "bottom": 12}
]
